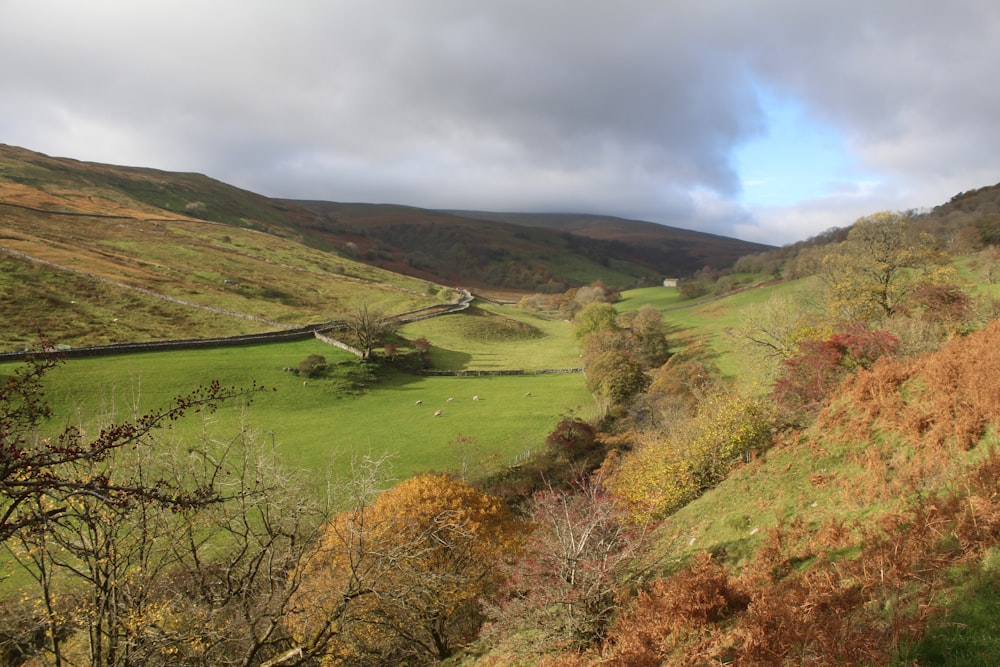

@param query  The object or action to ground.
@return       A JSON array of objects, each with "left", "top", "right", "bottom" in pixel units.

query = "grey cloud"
[{"left": 1, "top": 0, "right": 998, "bottom": 245}]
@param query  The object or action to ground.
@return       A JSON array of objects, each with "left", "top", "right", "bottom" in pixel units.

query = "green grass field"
[
  {"left": 399, "top": 301, "right": 584, "bottom": 371},
  {"left": 615, "top": 285, "right": 689, "bottom": 312},
  {"left": 618, "top": 280, "right": 819, "bottom": 384},
  {"left": 9, "top": 335, "right": 594, "bottom": 487}
]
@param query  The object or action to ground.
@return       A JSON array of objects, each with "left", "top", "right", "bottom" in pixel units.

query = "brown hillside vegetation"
[
  {"left": 542, "top": 319, "right": 1000, "bottom": 666},
  {"left": 823, "top": 318, "right": 1000, "bottom": 451}
]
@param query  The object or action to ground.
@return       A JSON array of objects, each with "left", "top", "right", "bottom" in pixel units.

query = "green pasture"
[
  {"left": 614, "top": 285, "right": 688, "bottom": 312},
  {"left": 399, "top": 301, "right": 584, "bottom": 371},
  {"left": 618, "top": 281, "right": 804, "bottom": 382},
  {"left": 9, "top": 338, "right": 594, "bottom": 487}
]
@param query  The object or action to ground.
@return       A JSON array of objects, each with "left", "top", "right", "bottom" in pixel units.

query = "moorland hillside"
[{"left": 0, "top": 143, "right": 769, "bottom": 329}]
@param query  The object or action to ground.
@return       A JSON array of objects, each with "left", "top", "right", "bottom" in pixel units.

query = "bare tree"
[
  {"left": 343, "top": 304, "right": 395, "bottom": 360},
  {"left": 481, "top": 478, "right": 654, "bottom": 657}
]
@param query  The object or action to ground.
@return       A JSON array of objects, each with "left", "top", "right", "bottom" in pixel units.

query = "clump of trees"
[
  {"left": 605, "top": 386, "right": 773, "bottom": 521},
  {"left": 517, "top": 280, "right": 620, "bottom": 320},
  {"left": 575, "top": 303, "right": 672, "bottom": 415}
]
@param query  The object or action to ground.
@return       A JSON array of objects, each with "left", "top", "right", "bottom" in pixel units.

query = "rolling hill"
[
  {"left": 284, "top": 201, "right": 772, "bottom": 294},
  {"left": 0, "top": 145, "right": 455, "bottom": 350},
  {"left": 0, "top": 143, "right": 769, "bottom": 302}
]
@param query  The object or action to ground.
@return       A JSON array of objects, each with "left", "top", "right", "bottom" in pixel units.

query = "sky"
[{"left": 2, "top": 1, "right": 999, "bottom": 246}]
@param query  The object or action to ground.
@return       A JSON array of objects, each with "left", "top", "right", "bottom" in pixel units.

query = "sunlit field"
[{"left": 10, "top": 337, "right": 594, "bottom": 486}]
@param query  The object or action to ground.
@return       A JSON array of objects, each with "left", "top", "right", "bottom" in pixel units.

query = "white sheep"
[
  {"left": 433, "top": 410, "right": 442, "bottom": 417},
  {"left": 447, "top": 397, "right": 454, "bottom": 403},
  {"left": 472, "top": 395, "right": 479, "bottom": 401},
  {"left": 415, "top": 400, "right": 422, "bottom": 405}
]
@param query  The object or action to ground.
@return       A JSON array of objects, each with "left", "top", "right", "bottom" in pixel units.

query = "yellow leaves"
[
  {"left": 789, "top": 323, "right": 834, "bottom": 349},
  {"left": 818, "top": 211, "right": 958, "bottom": 323},
  {"left": 607, "top": 388, "right": 772, "bottom": 522},
  {"left": 289, "top": 474, "right": 524, "bottom": 659}
]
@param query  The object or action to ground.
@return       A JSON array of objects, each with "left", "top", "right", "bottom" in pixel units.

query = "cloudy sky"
[{"left": 2, "top": 1, "right": 999, "bottom": 246}]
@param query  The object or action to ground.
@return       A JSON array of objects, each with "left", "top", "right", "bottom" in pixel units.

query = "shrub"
[
  {"left": 546, "top": 418, "right": 597, "bottom": 454},
  {"left": 585, "top": 350, "right": 648, "bottom": 407},
  {"left": 481, "top": 480, "right": 647, "bottom": 656},
  {"left": 608, "top": 387, "right": 772, "bottom": 521},
  {"left": 772, "top": 325, "right": 898, "bottom": 423},
  {"left": 297, "top": 353, "right": 328, "bottom": 378},
  {"left": 905, "top": 283, "right": 973, "bottom": 325}
]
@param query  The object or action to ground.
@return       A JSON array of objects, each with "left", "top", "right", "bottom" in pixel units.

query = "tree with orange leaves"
[{"left": 289, "top": 473, "right": 523, "bottom": 664}]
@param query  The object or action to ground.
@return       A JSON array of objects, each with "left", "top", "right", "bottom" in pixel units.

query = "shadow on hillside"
[
  {"left": 421, "top": 346, "right": 474, "bottom": 372},
  {"left": 660, "top": 321, "right": 729, "bottom": 377}
]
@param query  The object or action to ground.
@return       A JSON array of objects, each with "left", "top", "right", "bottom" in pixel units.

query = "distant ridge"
[{"left": 0, "top": 143, "right": 772, "bottom": 295}]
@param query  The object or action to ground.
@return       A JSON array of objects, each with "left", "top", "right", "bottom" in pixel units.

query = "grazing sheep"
[
  {"left": 472, "top": 395, "right": 479, "bottom": 401},
  {"left": 415, "top": 400, "right": 422, "bottom": 405},
  {"left": 524, "top": 391, "right": 531, "bottom": 397},
  {"left": 447, "top": 397, "right": 454, "bottom": 403},
  {"left": 303, "top": 381, "right": 308, "bottom": 387},
  {"left": 433, "top": 410, "right": 442, "bottom": 417}
]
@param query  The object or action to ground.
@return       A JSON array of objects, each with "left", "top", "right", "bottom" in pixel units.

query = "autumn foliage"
[
  {"left": 540, "top": 305, "right": 1000, "bottom": 666},
  {"left": 582, "top": 448, "right": 1000, "bottom": 666},
  {"left": 290, "top": 473, "right": 522, "bottom": 663},
  {"left": 823, "top": 317, "right": 1000, "bottom": 449},
  {"left": 607, "top": 387, "right": 773, "bottom": 521},
  {"left": 772, "top": 324, "right": 898, "bottom": 422}
]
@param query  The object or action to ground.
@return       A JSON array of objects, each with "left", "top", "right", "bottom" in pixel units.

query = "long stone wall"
[
  {"left": 0, "top": 289, "right": 587, "bottom": 379},
  {"left": 0, "top": 290, "right": 474, "bottom": 363},
  {"left": 0, "top": 327, "right": 321, "bottom": 363},
  {"left": 313, "top": 330, "right": 363, "bottom": 357}
]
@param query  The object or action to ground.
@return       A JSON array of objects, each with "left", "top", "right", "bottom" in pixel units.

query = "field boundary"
[
  {"left": 418, "top": 367, "right": 583, "bottom": 377},
  {"left": 0, "top": 290, "right": 475, "bottom": 363}
]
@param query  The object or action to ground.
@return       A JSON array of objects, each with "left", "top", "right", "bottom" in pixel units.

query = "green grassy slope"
[
  {"left": 399, "top": 302, "right": 583, "bottom": 371},
  {"left": 4, "top": 300, "right": 594, "bottom": 487},
  {"left": 618, "top": 280, "right": 809, "bottom": 381}
]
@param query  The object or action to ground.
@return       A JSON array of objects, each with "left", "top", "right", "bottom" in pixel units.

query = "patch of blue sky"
[{"left": 734, "top": 87, "right": 876, "bottom": 207}]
